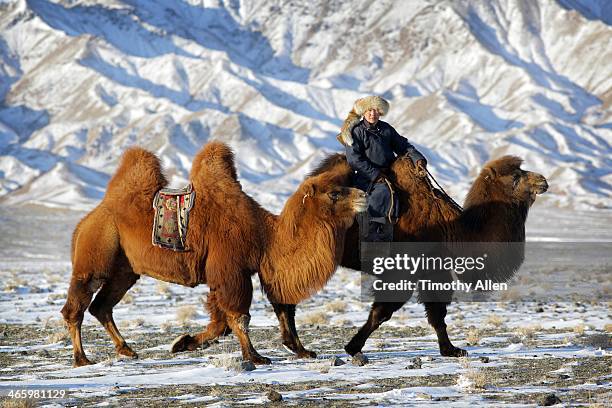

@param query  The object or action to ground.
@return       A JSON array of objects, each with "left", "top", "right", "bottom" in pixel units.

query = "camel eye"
[{"left": 328, "top": 191, "right": 341, "bottom": 202}]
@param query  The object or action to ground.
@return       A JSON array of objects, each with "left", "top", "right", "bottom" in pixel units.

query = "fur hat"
[{"left": 337, "top": 96, "right": 390, "bottom": 146}]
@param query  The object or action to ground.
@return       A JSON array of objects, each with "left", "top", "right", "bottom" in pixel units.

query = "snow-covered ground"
[{"left": 0, "top": 204, "right": 610, "bottom": 406}]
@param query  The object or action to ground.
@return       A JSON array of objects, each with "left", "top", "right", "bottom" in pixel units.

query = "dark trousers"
[{"left": 367, "top": 182, "right": 394, "bottom": 224}]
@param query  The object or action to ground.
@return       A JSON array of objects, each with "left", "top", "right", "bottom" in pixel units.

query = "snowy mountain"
[{"left": 0, "top": 0, "right": 610, "bottom": 212}]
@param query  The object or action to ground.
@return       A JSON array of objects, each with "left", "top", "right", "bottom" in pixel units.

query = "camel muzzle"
[
  {"left": 535, "top": 178, "right": 548, "bottom": 194},
  {"left": 352, "top": 192, "right": 368, "bottom": 213}
]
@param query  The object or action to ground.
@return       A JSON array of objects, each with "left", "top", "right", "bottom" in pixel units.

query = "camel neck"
[{"left": 260, "top": 204, "right": 340, "bottom": 305}]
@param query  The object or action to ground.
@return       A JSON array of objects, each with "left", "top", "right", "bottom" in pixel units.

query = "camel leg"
[
  {"left": 202, "top": 267, "right": 269, "bottom": 365},
  {"left": 171, "top": 290, "right": 231, "bottom": 353},
  {"left": 425, "top": 302, "right": 467, "bottom": 357},
  {"left": 61, "top": 277, "right": 99, "bottom": 367},
  {"left": 225, "top": 311, "right": 271, "bottom": 365},
  {"left": 272, "top": 303, "right": 316, "bottom": 359},
  {"left": 88, "top": 267, "right": 140, "bottom": 359},
  {"left": 345, "top": 302, "right": 404, "bottom": 357}
]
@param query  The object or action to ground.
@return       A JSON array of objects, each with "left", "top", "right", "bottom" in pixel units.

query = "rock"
[
  {"left": 330, "top": 356, "right": 346, "bottom": 366},
  {"left": 541, "top": 393, "right": 561, "bottom": 406},
  {"left": 19, "top": 350, "right": 28, "bottom": 356},
  {"left": 535, "top": 307, "right": 544, "bottom": 313},
  {"left": 406, "top": 357, "right": 422, "bottom": 369},
  {"left": 266, "top": 390, "right": 282, "bottom": 402},
  {"left": 352, "top": 352, "right": 368, "bottom": 366},
  {"left": 240, "top": 361, "right": 256, "bottom": 371},
  {"left": 479, "top": 356, "right": 490, "bottom": 363}
]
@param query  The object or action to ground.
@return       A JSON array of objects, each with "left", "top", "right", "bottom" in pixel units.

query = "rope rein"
[
  {"left": 419, "top": 165, "right": 463, "bottom": 213},
  {"left": 383, "top": 177, "right": 397, "bottom": 224}
]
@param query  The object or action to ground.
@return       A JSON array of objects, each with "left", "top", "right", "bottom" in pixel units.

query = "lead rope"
[
  {"left": 383, "top": 177, "right": 397, "bottom": 224},
  {"left": 423, "top": 167, "right": 463, "bottom": 212}
]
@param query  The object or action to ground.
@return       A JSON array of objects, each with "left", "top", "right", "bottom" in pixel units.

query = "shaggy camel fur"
[
  {"left": 295, "top": 153, "right": 548, "bottom": 361},
  {"left": 61, "top": 142, "right": 366, "bottom": 367}
]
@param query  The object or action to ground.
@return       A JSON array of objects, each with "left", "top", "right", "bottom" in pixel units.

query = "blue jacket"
[{"left": 345, "top": 119, "right": 426, "bottom": 190}]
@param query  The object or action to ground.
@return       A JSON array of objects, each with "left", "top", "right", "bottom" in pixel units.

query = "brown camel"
[
  {"left": 278, "top": 153, "right": 548, "bottom": 362},
  {"left": 61, "top": 141, "right": 366, "bottom": 367}
]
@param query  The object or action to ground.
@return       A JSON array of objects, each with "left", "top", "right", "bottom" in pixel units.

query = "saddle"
[{"left": 152, "top": 184, "right": 195, "bottom": 251}]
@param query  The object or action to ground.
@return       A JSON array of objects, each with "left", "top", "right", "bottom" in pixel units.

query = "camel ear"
[
  {"left": 302, "top": 181, "right": 316, "bottom": 201},
  {"left": 482, "top": 167, "right": 496, "bottom": 181}
]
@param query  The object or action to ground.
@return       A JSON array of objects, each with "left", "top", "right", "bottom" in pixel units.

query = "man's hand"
[{"left": 375, "top": 174, "right": 389, "bottom": 184}]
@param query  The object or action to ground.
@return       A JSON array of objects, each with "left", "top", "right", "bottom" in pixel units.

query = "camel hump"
[
  {"left": 190, "top": 141, "right": 238, "bottom": 182},
  {"left": 105, "top": 147, "right": 167, "bottom": 203},
  {"left": 308, "top": 153, "right": 350, "bottom": 178}
]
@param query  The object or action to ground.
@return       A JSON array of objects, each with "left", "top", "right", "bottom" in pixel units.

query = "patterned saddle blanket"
[{"left": 152, "top": 184, "right": 195, "bottom": 251}]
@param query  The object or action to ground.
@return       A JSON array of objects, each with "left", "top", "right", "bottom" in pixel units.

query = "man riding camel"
[{"left": 337, "top": 95, "right": 427, "bottom": 242}]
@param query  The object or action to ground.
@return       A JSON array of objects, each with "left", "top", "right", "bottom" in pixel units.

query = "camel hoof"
[
  {"left": 117, "top": 343, "right": 138, "bottom": 359},
  {"left": 351, "top": 352, "right": 369, "bottom": 366},
  {"left": 441, "top": 347, "right": 468, "bottom": 357},
  {"left": 170, "top": 334, "right": 197, "bottom": 353},
  {"left": 73, "top": 356, "right": 95, "bottom": 367},
  {"left": 297, "top": 349, "right": 317, "bottom": 359}
]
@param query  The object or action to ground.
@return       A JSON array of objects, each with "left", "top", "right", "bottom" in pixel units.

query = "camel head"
[
  {"left": 280, "top": 171, "right": 367, "bottom": 237},
  {"left": 390, "top": 154, "right": 427, "bottom": 193},
  {"left": 468, "top": 156, "right": 548, "bottom": 207},
  {"left": 300, "top": 172, "right": 367, "bottom": 229}
]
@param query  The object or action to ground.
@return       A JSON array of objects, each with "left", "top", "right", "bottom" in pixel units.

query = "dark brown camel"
[
  {"left": 61, "top": 142, "right": 366, "bottom": 367},
  {"left": 275, "top": 153, "right": 548, "bottom": 362}
]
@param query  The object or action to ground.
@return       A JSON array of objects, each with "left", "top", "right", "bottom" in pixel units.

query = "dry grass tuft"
[
  {"left": 305, "top": 360, "right": 330, "bottom": 374},
  {"left": 43, "top": 317, "right": 64, "bottom": 329},
  {"left": 211, "top": 354, "right": 243, "bottom": 372},
  {"left": 119, "top": 318, "right": 145, "bottom": 329},
  {"left": 466, "top": 328, "right": 481, "bottom": 346},
  {"left": 516, "top": 324, "right": 541, "bottom": 340},
  {"left": 325, "top": 299, "right": 347, "bottom": 313},
  {"left": 176, "top": 305, "right": 197, "bottom": 326},
  {"left": 48, "top": 330, "right": 70, "bottom": 344},
  {"left": 298, "top": 311, "right": 328, "bottom": 326},
  {"left": 457, "top": 369, "right": 488, "bottom": 391},
  {"left": 573, "top": 323, "right": 586, "bottom": 335},
  {"left": 500, "top": 287, "right": 520, "bottom": 301},
  {"left": 160, "top": 322, "right": 173, "bottom": 334},
  {"left": 485, "top": 314, "right": 505, "bottom": 328},
  {"left": 2, "top": 399, "right": 36, "bottom": 408},
  {"left": 604, "top": 324, "right": 612, "bottom": 333}
]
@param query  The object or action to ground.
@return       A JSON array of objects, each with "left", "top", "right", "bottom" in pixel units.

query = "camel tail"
[
  {"left": 104, "top": 147, "right": 167, "bottom": 208},
  {"left": 190, "top": 141, "right": 238, "bottom": 183}
]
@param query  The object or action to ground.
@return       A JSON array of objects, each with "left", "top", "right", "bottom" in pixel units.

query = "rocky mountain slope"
[{"left": 0, "top": 0, "right": 610, "bottom": 211}]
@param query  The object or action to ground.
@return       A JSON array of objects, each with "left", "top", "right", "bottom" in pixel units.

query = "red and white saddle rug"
[{"left": 152, "top": 184, "right": 195, "bottom": 251}]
